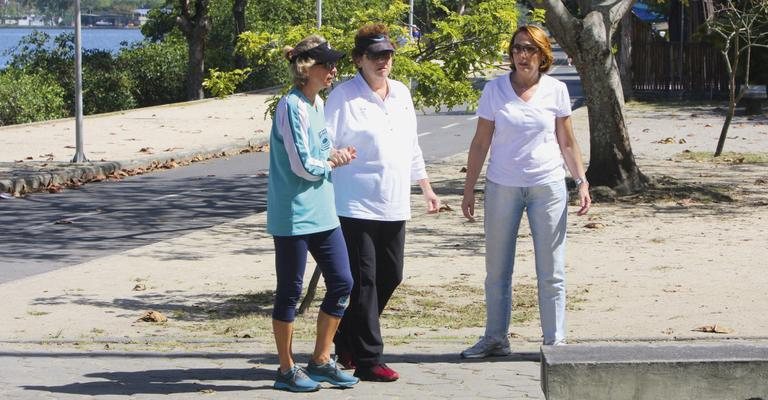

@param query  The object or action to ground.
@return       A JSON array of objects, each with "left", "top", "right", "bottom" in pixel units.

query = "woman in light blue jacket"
[{"left": 266, "top": 34, "right": 358, "bottom": 393}]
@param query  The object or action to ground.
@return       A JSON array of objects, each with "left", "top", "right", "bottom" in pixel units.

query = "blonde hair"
[
  {"left": 283, "top": 35, "right": 326, "bottom": 87},
  {"left": 508, "top": 25, "right": 554, "bottom": 73}
]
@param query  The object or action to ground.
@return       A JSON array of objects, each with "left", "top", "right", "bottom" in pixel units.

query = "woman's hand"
[
  {"left": 461, "top": 190, "right": 476, "bottom": 222},
  {"left": 424, "top": 189, "right": 440, "bottom": 214},
  {"left": 576, "top": 182, "right": 591, "bottom": 216},
  {"left": 329, "top": 146, "right": 357, "bottom": 168}
]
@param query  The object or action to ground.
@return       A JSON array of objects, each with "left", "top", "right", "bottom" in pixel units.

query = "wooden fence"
[
  {"left": 627, "top": 16, "right": 729, "bottom": 99},
  {"left": 631, "top": 41, "right": 729, "bottom": 99}
]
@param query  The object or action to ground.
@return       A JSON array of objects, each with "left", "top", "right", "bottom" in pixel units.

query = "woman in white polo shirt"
[
  {"left": 325, "top": 23, "right": 440, "bottom": 382},
  {"left": 460, "top": 25, "right": 591, "bottom": 359}
]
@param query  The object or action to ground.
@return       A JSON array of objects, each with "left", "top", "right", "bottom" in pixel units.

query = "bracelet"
[{"left": 574, "top": 177, "right": 588, "bottom": 186}]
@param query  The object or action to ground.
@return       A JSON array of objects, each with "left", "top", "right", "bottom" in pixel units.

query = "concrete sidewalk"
[
  {"left": 0, "top": 341, "right": 544, "bottom": 399},
  {"left": 0, "top": 91, "right": 275, "bottom": 196}
]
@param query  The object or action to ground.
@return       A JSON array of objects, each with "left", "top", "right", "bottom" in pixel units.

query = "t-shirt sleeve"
[
  {"left": 476, "top": 79, "right": 496, "bottom": 121},
  {"left": 555, "top": 80, "right": 572, "bottom": 118}
]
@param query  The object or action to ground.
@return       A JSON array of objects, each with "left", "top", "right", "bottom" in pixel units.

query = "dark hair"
[{"left": 508, "top": 25, "right": 554, "bottom": 73}]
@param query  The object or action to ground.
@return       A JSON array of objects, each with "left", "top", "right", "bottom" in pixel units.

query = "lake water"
[{"left": 0, "top": 27, "right": 144, "bottom": 67}]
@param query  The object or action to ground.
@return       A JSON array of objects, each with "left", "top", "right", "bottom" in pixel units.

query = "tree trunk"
[
  {"left": 580, "top": 59, "right": 647, "bottom": 193},
  {"left": 617, "top": 11, "right": 633, "bottom": 101},
  {"left": 232, "top": 0, "right": 247, "bottom": 69},
  {"left": 186, "top": 34, "right": 206, "bottom": 100},
  {"left": 177, "top": 0, "right": 210, "bottom": 101}
]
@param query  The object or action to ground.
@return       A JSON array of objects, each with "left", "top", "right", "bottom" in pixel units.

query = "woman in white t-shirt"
[
  {"left": 460, "top": 25, "right": 591, "bottom": 359},
  {"left": 325, "top": 23, "right": 440, "bottom": 382}
]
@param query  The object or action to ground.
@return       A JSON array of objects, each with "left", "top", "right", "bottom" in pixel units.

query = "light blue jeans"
[{"left": 483, "top": 179, "right": 568, "bottom": 345}]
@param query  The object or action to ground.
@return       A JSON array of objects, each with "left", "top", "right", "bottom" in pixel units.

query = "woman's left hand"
[
  {"left": 576, "top": 183, "right": 591, "bottom": 216},
  {"left": 424, "top": 190, "right": 440, "bottom": 214}
]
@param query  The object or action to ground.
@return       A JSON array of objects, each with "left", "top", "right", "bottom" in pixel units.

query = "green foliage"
[
  {"left": 203, "top": 67, "right": 253, "bottom": 97},
  {"left": 527, "top": 8, "right": 546, "bottom": 25},
  {"left": 82, "top": 50, "right": 137, "bottom": 114},
  {"left": 237, "top": 0, "right": 518, "bottom": 115},
  {"left": 141, "top": 7, "right": 180, "bottom": 42},
  {"left": 0, "top": 69, "right": 66, "bottom": 126},
  {"left": 118, "top": 38, "right": 188, "bottom": 106},
  {"left": 9, "top": 31, "right": 140, "bottom": 115}
]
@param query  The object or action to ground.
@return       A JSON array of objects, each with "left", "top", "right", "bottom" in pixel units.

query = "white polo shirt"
[
  {"left": 477, "top": 73, "right": 571, "bottom": 187},
  {"left": 325, "top": 73, "right": 428, "bottom": 221}
]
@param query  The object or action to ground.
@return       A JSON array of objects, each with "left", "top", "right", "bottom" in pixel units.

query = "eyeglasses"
[
  {"left": 319, "top": 61, "right": 337, "bottom": 70},
  {"left": 365, "top": 51, "right": 394, "bottom": 62},
  {"left": 511, "top": 44, "right": 538, "bottom": 56}
]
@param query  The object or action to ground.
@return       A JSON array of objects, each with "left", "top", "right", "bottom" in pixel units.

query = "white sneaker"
[{"left": 460, "top": 336, "right": 512, "bottom": 359}]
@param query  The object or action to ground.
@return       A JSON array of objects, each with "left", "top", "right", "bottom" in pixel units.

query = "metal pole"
[
  {"left": 409, "top": 0, "right": 414, "bottom": 38},
  {"left": 316, "top": 0, "right": 321, "bottom": 29},
  {"left": 71, "top": 0, "right": 87, "bottom": 163}
]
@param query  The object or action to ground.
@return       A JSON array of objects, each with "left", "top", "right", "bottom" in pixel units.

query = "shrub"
[
  {"left": 0, "top": 69, "right": 66, "bottom": 126},
  {"left": 83, "top": 50, "right": 137, "bottom": 114},
  {"left": 118, "top": 38, "right": 187, "bottom": 107},
  {"left": 203, "top": 67, "right": 252, "bottom": 98}
]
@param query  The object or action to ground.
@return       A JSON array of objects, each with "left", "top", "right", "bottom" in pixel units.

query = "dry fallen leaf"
[
  {"left": 692, "top": 324, "right": 733, "bottom": 334},
  {"left": 138, "top": 147, "right": 153, "bottom": 154},
  {"left": 583, "top": 222, "right": 605, "bottom": 229},
  {"left": 438, "top": 204, "right": 453, "bottom": 212},
  {"left": 132, "top": 283, "right": 147, "bottom": 291},
  {"left": 654, "top": 137, "right": 676, "bottom": 144},
  {"left": 459, "top": 166, "right": 468, "bottom": 173},
  {"left": 137, "top": 310, "right": 168, "bottom": 323}
]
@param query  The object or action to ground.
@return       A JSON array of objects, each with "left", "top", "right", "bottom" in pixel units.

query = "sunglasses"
[
  {"left": 365, "top": 51, "right": 394, "bottom": 62},
  {"left": 319, "top": 61, "right": 337, "bottom": 70},
  {"left": 511, "top": 44, "right": 538, "bottom": 56}
]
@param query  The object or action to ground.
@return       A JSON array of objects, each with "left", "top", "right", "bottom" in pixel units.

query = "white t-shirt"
[
  {"left": 325, "top": 73, "right": 428, "bottom": 221},
  {"left": 477, "top": 73, "right": 572, "bottom": 187}
]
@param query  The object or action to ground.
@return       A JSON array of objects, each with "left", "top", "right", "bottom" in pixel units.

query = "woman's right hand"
[
  {"left": 461, "top": 190, "right": 476, "bottom": 222},
  {"left": 329, "top": 146, "right": 357, "bottom": 168}
]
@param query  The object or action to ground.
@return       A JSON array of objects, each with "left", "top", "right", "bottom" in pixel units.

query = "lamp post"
[
  {"left": 71, "top": 0, "right": 87, "bottom": 163},
  {"left": 316, "top": 0, "right": 322, "bottom": 29},
  {"left": 409, "top": 0, "right": 414, "bottom": 38}
]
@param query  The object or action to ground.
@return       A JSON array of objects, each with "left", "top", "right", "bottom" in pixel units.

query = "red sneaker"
[
  {"left": 337, "top": 351, "right": 356, "bottom": 370},
  {"left": 353, "top": 363, "right": 399, "bottom": 382}
]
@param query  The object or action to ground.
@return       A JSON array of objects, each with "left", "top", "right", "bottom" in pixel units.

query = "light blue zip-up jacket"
[{"left": 266, "top": 87, "right": 339, "bottom": 236}]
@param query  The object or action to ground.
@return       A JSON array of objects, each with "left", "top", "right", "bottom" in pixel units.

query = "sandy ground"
[{"left": 1, "top": 103, "right": 767, "bottom": 346}]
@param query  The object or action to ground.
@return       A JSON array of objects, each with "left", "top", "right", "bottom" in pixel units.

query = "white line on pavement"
[
  {"left": 441, "top": 123, "right": 460, "bottom": 129},
  {"left": 418, "top": 131, "right": 433, "bottom": 137}
]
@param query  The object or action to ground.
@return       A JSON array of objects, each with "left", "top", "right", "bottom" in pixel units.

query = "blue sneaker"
[
  {"left": 306, "top": 358, "right": 359, "bottom": 388},
  {"left": 273, "top": 365, "right": 321, "bottom": 392}
]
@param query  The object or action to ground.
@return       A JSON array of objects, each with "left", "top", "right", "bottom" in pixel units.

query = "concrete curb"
[
  {"left": 0, "top": 136, "right": 268, "bottom": 196},
  {"left": 541, "top": 341, "right": 768, "bottom": 400}
]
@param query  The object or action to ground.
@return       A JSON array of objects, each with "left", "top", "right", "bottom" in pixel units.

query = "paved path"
[{"left": 0, "top": 342, "right": 544, "bottom": 399}]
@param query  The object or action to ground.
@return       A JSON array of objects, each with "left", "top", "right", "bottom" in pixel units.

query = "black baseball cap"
[
  {"left": 290, "top": 41, "right": 345, "bottom": 64},
  {"left": 355, "top": 34, "right": 395, "bottom": 54}
]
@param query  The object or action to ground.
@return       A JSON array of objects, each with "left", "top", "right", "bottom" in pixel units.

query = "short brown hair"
[{"left": 508, "top": 25, "right": 554, "bottom": 73}]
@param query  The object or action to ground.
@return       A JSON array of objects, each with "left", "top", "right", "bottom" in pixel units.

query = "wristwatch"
[{"left": 574, "top": 177, "right": 587, "bottom": 186}]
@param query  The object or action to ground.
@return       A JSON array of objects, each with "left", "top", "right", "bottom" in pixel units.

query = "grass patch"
[
  {"left": 676, "top": 151, "right": 768, "bottom": 164},
  {"left": 190, "top": 282, "right": 590, "bottom": 341},
  {"left": 27, "top": 310, "right": 50, "bottom": 316}
]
